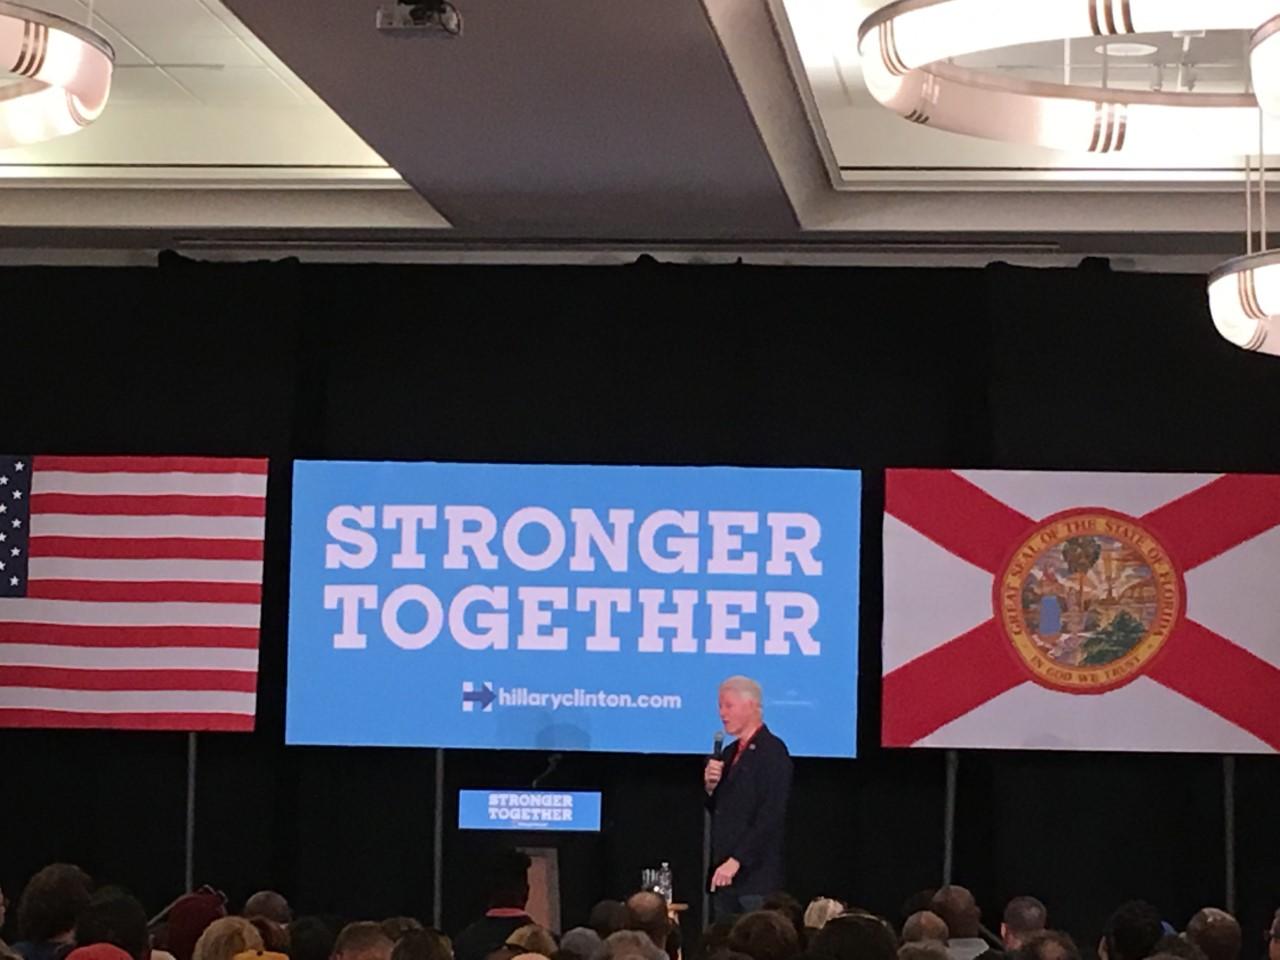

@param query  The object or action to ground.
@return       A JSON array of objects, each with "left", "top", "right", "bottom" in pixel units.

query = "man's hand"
[
  {"left": 704, "top": 759, "right": 724, "bottom": 794},
  {"left": 709, "top": 857, "right": 740, "bottom": 890}
]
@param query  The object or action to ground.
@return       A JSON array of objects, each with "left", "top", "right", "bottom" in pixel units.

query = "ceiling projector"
[{"left": 375, "top": 2, "right": 462, "bottom": 37}]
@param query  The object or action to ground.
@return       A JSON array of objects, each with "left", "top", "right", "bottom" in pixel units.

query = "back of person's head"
[
  {"left": 67, "top": 945, "right": 135, "bottom": 960},
  {"left": 1102, "top": 902, "right": 1164, "bottom": 960},
  {"left": 193, "top": 918, "right": 264, "bottom": 960},
  {"left": 332, "top": 924, "right": 393, "bottom": 960},
  {"left": 75, "top": 894, "right": 149, "bottom": 960},
  {"left": 898, "top": 894, "right": 937, "bottom": 933},
  {"left": 902, "top": 913, "right": 948, "bottom": 945},
  {"left": 380, "top": 921, "right": 424, "bottom": 945},
  {"left": 288, "top": 918, "right": 336, "bottom": 960},
  {"left": 19, "top": 864, "right": 94, "bottom": 943},
  {"left": 486, "top": 851, "right": 532, "bottom": 911},
  {"left": 1149, "top": 935, "right": 1207, "bottom": 960},
  {"left": 1186, "top": 910, "right": 1241, "bottom": 960},
  {"left": 242, "top": 896, "right": 291, "bottom": 929},
  {"left": 248, "top": 919, "right": 289, "bottom": 955},
  {"left": 1014, "top": 932, "right": 1080, "bottom": 960},
  {"left": 589, "top": 903, "right": 629, "bottom": 942},
  {"left": 929, "top": 888, "right": 979, "bottom": 941},
  {"left": 625, "top": 893, "right": 670, "bottom": 951},
  {"left": 1002, "top": 899, "right": 1047, "bottom": 949},
  {"left": 164, "top": 889, "right": 231, "bottom": 960},
  {"left": 601, "top": 930, "right": 665, "bottom": 960},
  {"left": 762, "top": 897, "right": 805, "bottom": 946},
  {"left": 802, "top": 902, "right": 844, "bottom": 935},
  {"left": 389, "top": 929, "right": 451, "bottom": 960},
  {"left": 506, "top": 927, "right": 555, "bottom": 959},
  {"left": 556, "top": 929, "right": 600, "bottom": 960},
  {"left": 898, "top": 942, "right": 949, "bottom": 960},
  {"left": 697, "top": 918, "right": 737, "bottom": 960},
  {"left": 728, "top": 911, "right": 799, "bottom": 960},
  {"left": 1268, "top": 910, "right": 1280, "bottom": 960},
  {"left": 810, "top": 914, "right": 897, "bottom": 960}
]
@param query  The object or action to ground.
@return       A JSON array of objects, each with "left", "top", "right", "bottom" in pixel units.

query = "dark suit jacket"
[{"left": 707, "top": 723, "right": 793, "bottom": 894}]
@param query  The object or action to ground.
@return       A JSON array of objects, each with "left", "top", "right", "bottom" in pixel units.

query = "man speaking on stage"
[{"left": 703, "top": 675, "right": 793, "bottom": 918}]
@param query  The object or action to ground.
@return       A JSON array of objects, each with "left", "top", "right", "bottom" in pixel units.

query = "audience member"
[
  {"left": 664, "top": 925, "right": 681, "bottom": 960},
  {"left": 697, "top": 918, "right": 736, "bottom": 960},
  {"left": 504, "top": 928, "right": 554, "bottom": 960},
  {"left": 900, "top": 943, "right": 950, "bottom": 960},
  {"left": 1267, "top": 911, "right": 1280, "bottom": 960},
  {"left": 192, "top": 920, "right": 263, "bottom": 960},
  {"left": 162, "top": 891, "right": 228, "bottom": 960},
  {"left": 625, "top": 894, "right": 670, "bottom": 952},
  {"left": 452, "top": 852, "right": 533, "bottom": 960},
  {"left": 802, "top": 901, "right": 844, "bottom": 936},
  {"left": 380, "top": 924, "right": 423, "bottom": 946},
  {"left": 241, "top": 900, "right": 289, "bottom": 931},
  {"left": 66, "top": 946, "right": 134, "bottom": 960},
  {"left": 762, "top": 898, "right": 805, "bottom": 947},
  {"left": 1149, "top": 936, "right": 1206, "bottom": 960},
  {"left": 810, "top": 913, "right": 898, "bottom": 960},
  {"left": 245, "top": 922, "right": 287, "bottom": 957},
  {"left": 554, "top": 929, "right": 599, "bottom": 960},
  {"left": 900, "top": 895, "right": 939, "bottom": 935},
  {"left": 285, "top": 918, "right": 334, "bottom": 960},
  {"left": 1099, "top": 902, "right": 1163, "bottom": 960},
  {"left": 588, "top": 905, "right": 628, "bottom": 943},
  {"left": 1013, "top": 932, "right": 1078, "bottom": 960},
  {"left": 903, "top": 915, "right": 949, "bottom": 946},
  {"left": 14, "top": 865, "right": 95, "bottom": 960},
  {"left": 389, "top": 929, "right": 451, "bottom": 960},
  {"left": 600, "top": 931, "right": 665, "bottom": 960},
  {"left": 728, "top": 911, "right": 799, "bottom": 960},
  {"left": 2, "top": 886, "right": 19, "bottom": 960},
  {"left": 929, "top": 889, "right": 987, "bottom": 960},
  {"left": 332, "top": 925, "right": 393, "bottom": 960},
  {"left": 1186, "top": 910, "right": 1241, "bottom": 960},
  {"left": 74, "top": 895, "right": 150, "bottom": 960},
  {"left": 1001, "top": 901, "right": 1046, "bottom": 953}
]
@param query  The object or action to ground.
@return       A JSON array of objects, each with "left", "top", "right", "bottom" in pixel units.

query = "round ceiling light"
[
  {"left": 0, "top": 2, "right": 113, "bottom": 148},
  {"left": 857, "top": 0, "right": 1274, "bottom": 154},
  {"left": 1208, "top": 252, "right": 1280, "bottom": 356}
]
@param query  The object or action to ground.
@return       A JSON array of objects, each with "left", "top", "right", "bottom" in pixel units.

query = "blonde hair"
[
  {"left": 193, "top": 918, "right": 264, "bottom": 960},
  {"left": 507, "top": 926, "right": 556, "bottom": 959},
  {"left": 719, "top": 676, "right": 762, "bottom": 704},
  {"left": 804, "top": 898, "right": 846, "bottom": 930}
]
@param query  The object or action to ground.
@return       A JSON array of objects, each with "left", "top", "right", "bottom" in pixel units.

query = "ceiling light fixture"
[
  {"left": 0, "top": 2, "right": 113, "bottom": 148},
  {"left": 1208, "top": 125, "right": 1280, "bottom": 356},
  {"left": 857, "top": 0, "right": 1276, "bottom": 155}
]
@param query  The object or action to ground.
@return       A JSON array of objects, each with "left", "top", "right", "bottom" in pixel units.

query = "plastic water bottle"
[{"left": 657, "top": 861, "right": 673, "bottom": 903}]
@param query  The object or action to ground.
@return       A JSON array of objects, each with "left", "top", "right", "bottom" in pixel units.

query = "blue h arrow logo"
[{"left": 462, "top": 681, "right": 496, "bottom": 712}]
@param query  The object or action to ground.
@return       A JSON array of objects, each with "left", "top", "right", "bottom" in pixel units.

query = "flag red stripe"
[
  {"left": 1140, "top": 474, "right": 1280, "bottom": 570},
  {"left": 32, "top": 456, "right": 268, "bottom": 475},
  {"left": 28, "top": 536, "right": 264, "bottom": 560},
  {"left": 0, "top": 708, "right": 253, "bottom": 731},
  {"left": 882, "top": 618, "right": 1027, "bottom": 745},
  {"left": 0, "top": 624, "right": 259, "bottom": 648},
  {"left": 24, "top": 581, "right": 263, "bottom": 604},
  {"left": 1148, "top": 619, "right": 1280, "bottom": 751},
  {"left": 29, "top": 493, "right": 266, "bottom": 517},
  {"left": 0, "top": 665, "right": 257, "bottom": 692},
  {"left": 886, "top": 469, "right": 1037, "bottom": 574}
]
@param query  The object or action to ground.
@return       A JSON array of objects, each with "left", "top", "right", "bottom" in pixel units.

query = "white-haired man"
[{"left": 703, "top": 675, "right": 793, "bottom": 919}]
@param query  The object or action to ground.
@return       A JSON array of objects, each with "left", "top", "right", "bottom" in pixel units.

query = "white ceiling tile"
[
  {"left": 91, "top": 0, "right": 264, "bottom": 67},
  {"left": 23, "top": 0, "right": 151, "bottom": 65},
  {"left": 107, "top": 67, "right": 197, "bottom": 103},
  {"left": 164, "top": 66, "right": 301, "bottom": 107}
]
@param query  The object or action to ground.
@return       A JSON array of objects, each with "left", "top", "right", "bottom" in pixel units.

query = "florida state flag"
[{"left": 883, "top": 470, "right": 1280, "bottom": 752}]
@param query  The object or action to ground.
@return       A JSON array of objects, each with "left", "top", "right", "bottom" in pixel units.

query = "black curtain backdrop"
[{"left": 2, "top": 255, "right": 1277, "bottom": 954}]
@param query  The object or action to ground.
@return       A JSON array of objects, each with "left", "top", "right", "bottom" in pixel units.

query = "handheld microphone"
[{"left": 713, "top": 731, "right": 724, "bottom": 761}]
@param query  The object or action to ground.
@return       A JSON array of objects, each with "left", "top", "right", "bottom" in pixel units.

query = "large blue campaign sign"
[{"left": 287, "top": 461, "right": 860, "bottom": 757}]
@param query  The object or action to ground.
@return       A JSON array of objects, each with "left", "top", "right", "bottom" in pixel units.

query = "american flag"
[{"left": 0, "top": 455, "right": 267, "bottom": 731}]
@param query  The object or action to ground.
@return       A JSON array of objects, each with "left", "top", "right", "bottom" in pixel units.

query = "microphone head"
[{"left": 713, "top": 731, "right": 724, "bottom": 759}]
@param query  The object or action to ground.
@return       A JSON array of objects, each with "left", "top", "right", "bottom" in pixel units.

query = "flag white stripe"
[
  {"left": 29, "top": 515, "right": 266, "bottom": 539},
  {"left": 27, "top": 558, "right": 264, "bottom": 583},
  {"left": 0, "top": 687, "right": 255, "bottom": 714},
  {"left": 0, "top": 599, "right": 260, "bottom": 627},
  {"left": 0, "top": 644, "right": 258, "bottom": 671},
  {"left": 31, "top": 471, "right": 268, "bottom": 497}
]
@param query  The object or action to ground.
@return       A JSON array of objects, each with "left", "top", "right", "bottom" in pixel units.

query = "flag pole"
[
  {"left": 433, "top": 748, "right": 445, "bottom": 929},
  {"left": 185, "top": 732, "right": 198, "bottom": 893},
  {"left": 942, "top": 750, "right": 958, "bottom": 886},
  {"left": 1223, "top": 756, "right": 1236, "bottom": 913}
]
